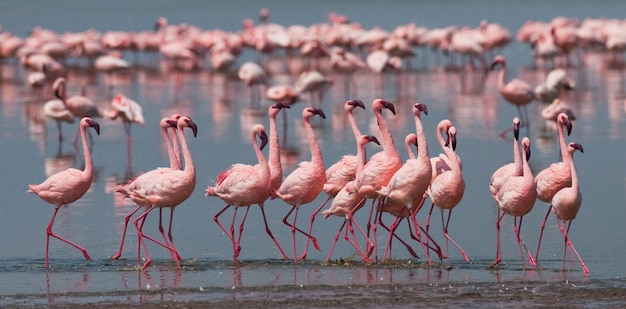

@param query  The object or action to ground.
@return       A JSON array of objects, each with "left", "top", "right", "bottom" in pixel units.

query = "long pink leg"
[
  {"left": 325, "top": 221, "right": 347, "bottom": 262},
  {"left": 46, "top": 207, "right": 92, "bottom": 268},
  {"left": 111, "top": 205, "right": 143, "bottom": 259},
  {"left": 134, "top": 206, "right": 156, "bottom": 270},
  {"left": 133, "top": 209, "right": 179, "bottom": 268},
  {"left": 283, "top": 206, "right": 321, "bottom": 263},
  {"left": 557, "top": 220, "right": 589, "bottom": 274},
  {"left": 441, "top": 209, "right": 469, "bottom": 262},
  {"left": 410, "top": 205, "right": 445, "bottom": 262},
  {"left": 166, "top": 208, "right": 182, "bottom": 262},
  {"left": 492, "top": 209, "right": 505, "bottom": 266},
  {"left": 234, "top": 207, "right": 251, "bottom": 262},
  {"left": 513, "top": 216, "right": 536, "bottom": 268},
  {"left": 380, "top": 216, "right": 419, "bottom": 260},
  {"left": 259, "top": 204, "right": 289, "bottom": 260},
  {"left": 213, "top": 204, "right": 235, "bottom": 243},
  {"left": 300, "top": 196, "right": 331, "bottom": 260},
  {"left": 157, "top": 208, "right": 179, "bottom": 263},
  {"left": 344, "top": 218, "right": 372, "bottom": 263},
  {"left": 535, "top": 205, "right": 553, "bottom": 262}
]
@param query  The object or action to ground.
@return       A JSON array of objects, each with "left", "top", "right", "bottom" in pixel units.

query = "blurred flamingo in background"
[
  {"left": 43, "top": 98, "right": 75, "bottom": 142},
  {"left": 27, "top": 117, "right": 100, "bottom": 268},
  {"left": 52, "top": 77, "right": 102, "bottom": 145},
  {"left": 491, "top": 55, "right": 535, "bottom": 135},
  {"left": 105, "top": 94, "right": 145, "bottom": 161}
]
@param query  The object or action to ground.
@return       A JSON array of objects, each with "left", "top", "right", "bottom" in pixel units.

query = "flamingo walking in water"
[
  {"left": 270, "top": 107, "right": 326, "bottom": 263},
  {"left": 546, "top": 142, "right": 588, "bottom": 273},
  {"left": 123, "top": 116, "right": 197, "bottom": 270},
  {"left": 300, "top": 99, "right": 365, "bottom": 259},
  {"left": 492, "top": 137, "right": 537, "bottom": 269},
  {"left": 490, "top": 118, "right": 522, "bottom": 198},
  {"left": 491, "top": 55, "right": 535, "bottom": 135},
  {"left": 27, "top": 117, "right": 100, "bottom": 268},
  {"left": 534, "top": 113, "right": 575, "bottom": 260},
  {"left": 112, "top": 116, "right": 180, "bottom": 261},
  {"left": 323, "top": 134, "right": 380, "bottom": 263}
]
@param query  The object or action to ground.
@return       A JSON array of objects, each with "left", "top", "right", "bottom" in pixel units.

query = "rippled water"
[{"left": 1, "top": 0, "right": 626, "bottom": 307}]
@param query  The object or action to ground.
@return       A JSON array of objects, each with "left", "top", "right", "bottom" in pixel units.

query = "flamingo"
[
  {"left": 546, "top": 142, "right": 589, "bottom": 273},
  {"left": 52, "top": 77, "right": 101, "bottom": 145},
  {"left": 534, "top": 68, "right": 576, "bottom": 104},
  {"left": 207, "top": 124, "right": 289, "bottom": 264},
  {"left": 27, "top": 117, "right": 100, "bottom": 268},
  {"left": 294, "top": 70, "right": 332, "bottom": 108},
  {"left": 300, "top": 99, "right": 365, "bottom": 259},
  {"left": 492, "top": 137, "right": 537, "bottom": 269},
  {"left": 112, "top": 116, "right": 179, "bottom": 261},
  {"left": 489, "top": 117, "right": 522, "bottom": 197},
  {"left": 238, "top": 61, "right": 268, "bottom": 106},
  {"left": 491, "top": 55, "right": 535, "bottom": 130},
  {"left": 541, "top": 98, "right": 576, "bottom": 122},
  {"left": 104, "top": 94, "right": 145, "bottom": 160},
  {"left": 127, "top": 116, "right": 198, "bottom": 270},
  {"left": 377, "top": 103, "right": 432, "bottom": 262},
  {"left": 355, "top": 99, "right": 403, "bottom": 261},
  {"left": 43, "top": 98, "right": 75, "bottom": 142},
  {"left": 425, "top": 126, "right": 469, "bottom": 264},
  {"left": 534, "top": 113, "right": 575, "bottom": 260},
  {"left": 322, "top": 134, "right": 380, "bottom": 263},
  {"left": 270, "top": 107, "right": 327, "bottom": 263}
]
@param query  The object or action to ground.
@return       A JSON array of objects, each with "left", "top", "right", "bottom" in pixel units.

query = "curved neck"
[
  {"left": 436, "top": 123, "right": 447, "bottom": 151},
  {"left": 497, "top": 63, "right": 507, "bottom": 92},
  {"left": 375, "top": 109, "right": 397, "bottom": 154},
  {"left": 347, "top": 109, "right": 361, "bottom": 141},
  {"left": 356, "top": 141, "right": 368, "bottom": 175},
  {"left": 163, "top": 126, "right": 181, "bottom": 170},
  {"left": 176, "top": 125, "right": 194, "bottom": 174},
  {"left": 304, "top": 116, "right": 323, "bottom": 165},
  {"left": 415, "top": 114, "right": 429, "bottom": 161},
  {"left": 81, "top": 124, "right": 93, "bottom": 176},
  {"left": 252, "top": 132, "right": 269, "bottom": 180},
  {"left": 557, "top": 120, "right": 570, "bottom": 164},
  {"left": 569, "top": 155, "right": 578, "bottom": 190},
  {"left": 268, "top": 113, "right": 281, "bottom": 174},
  {"left": 513, "top": 135, "right": 521, "bottom": 175},
  {"left": 405, "top": 140, "right": 416, "bottom": 160}
]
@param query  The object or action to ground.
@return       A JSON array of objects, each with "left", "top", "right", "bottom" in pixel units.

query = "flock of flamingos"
[{"left": 11, "top": 9, "right": 622, "bottom": 274}]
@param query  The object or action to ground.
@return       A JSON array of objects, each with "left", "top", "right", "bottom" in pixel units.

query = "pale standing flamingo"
[
  {"left": 492, "top": 137, "right": 537, "bottom": 268},
  {"left": 491, "top": 55, "right": 535, "bottom": 131},
  {"left": 207, "top": 124, "right": 288, "bottom": 264},
  {"left": 322, "top": 134, "right": 380, "bottom": 263},
  {"left": 355, "top": 99, "right": 402, "bottom": 261},
  {"left": 43, "top": 98, "right": 75, "bottom": 142},
  {"left": 52, "top": 77, "right": 101, "bottom": 145},
  {"left": 426, "top": 126, "right": 469, "bottom": 264},
  {"left": 547, "top": 142, "right": 588, "bottom": 273},
  {"left": 294, "top": 70, "right": 332, "bottom": 108},
  {"left": 270, "top": 107, "right": 326, "bottom": 263},
  {"left": 377, "top": 103, "right": 432, "bottom": 262},
  {"left": 104, "top": 94, "right": 145, "bottom": 161},
  {"left": 300, "top": 99, "right": 365, "bottom": 259},
  {"left": 129, "top": 116, "right": 197, "bottom": 270},
  {"left": 534, "top": 113, "right": 574, "bottom": 260},
  {"left": 238, "top": 61, "right": 268, "bottom": 106},
  {"left": 112, "top": 116, "right": 179, "bottom": 261},
  {"left": 489, "top": 117, "right": 521, "bottom": 196},
  {"left": 27, "top": 117, "right": 100, "bottom": 268}
]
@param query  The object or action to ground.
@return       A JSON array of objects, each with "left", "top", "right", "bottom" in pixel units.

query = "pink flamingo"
[
  {"left": 547, "top": 142, "right": 588, "bottom": 273},
  {"left": 128, "top": 116, "right": 198, "bottom": 270},
  {"left": 377, "top": 103, "right": 432, "bottom": 262},
  {"left": 27, "top": 117, "right": 100, "bottom": 268},
  {"left": 112, "top": 116, "right": 180, "bottom": 261},
  {"left": 207, "top": 123, "right": 289, "bottom": 264},
  {"left": 355, "top": 99, "right": 403, "bottom": 261},
  {"left": 238, "top": 61, "right": 268, "bottom": 106},
  {"left": 300, "top": 99, "right": 365, "bottom": 259},
  {"left": 294, "top": 70, "right": 332, "bottom": 108},
  {"left": 425, "top": 126, "right": 469, "bottom": 264},
  {"left": 491, "top": 55, "right": 535, "bottom": 130},
  {"left": 270, "top": 107, "right": 326, "bottom": 263},
  {"left": 534, "top": 113, "right": 574, "bottom": 260},
  {"left": 105, "top": 94, "right": 145, "bottom": 161},
  {"left": 322, "top": 134, "right": 380, "bottom": 263},
  {"left": 489, "top": 117, "right": 522, "bottom": 197},
  {"left": 43, "top": 98, "right": 75, "bottom": 142},
  {"left": 52, "top": 77, "right": 101, "bottom": 145},
  {"left": 492, "top": 137, "right": 537, "bottom": 269}
]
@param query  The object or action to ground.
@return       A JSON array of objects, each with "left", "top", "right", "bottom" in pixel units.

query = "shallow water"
[{"left": 1, "top": 0, "right": 626, "bottom": 307}]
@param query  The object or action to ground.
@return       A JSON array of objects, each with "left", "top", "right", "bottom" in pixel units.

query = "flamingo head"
[
  {"left": 373, "top": 99, "right": 396, "bottom": 115},
  {"left": 447, "top": 126, "right": 457, "bottom": 151},
  {"left": 491, "top": 55, "right": 505, "bottom": 70},
  {"left": 364, "top": 134, "right": 380, "bottom": 146},
  {"left": 178, "top": 116, "right": 198, "bottom": 137},
  {"left": 522, "top": 137, "right": 531, "bottom": 161},
  {"left": 304, "top": 107, "right": 326, "bottom": 119},
  {"left": 558, "top": 113, "right": 572, "bottom": 135},
  {"left": 405, "top": 133, "right": 417, "bottom": 147},
  {"left": 252, "top": 124, "right": 268, "bottom": 150},
  {"left": 413, "top": 102, "right": 428, "bottom": 116},
  {"left": 513, "top": 117, "right": 520, "bottom": 140},
  {"left": 269, "top": 102, "right": 290, "bottom": 117},
  {"left": 83, "top": 117, "right": 100, "bottom": 135},
  {"left": 568, "top": 142, "right": 584, "bottom": 154},
  {"left": 346, "top": 99, "right": 365, "bottom": 111}
]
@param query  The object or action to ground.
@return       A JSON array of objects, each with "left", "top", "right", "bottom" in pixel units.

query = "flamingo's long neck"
[
  {"left": 415, "top": 113, "right": 429, "bottom": 161},
  {"left": 356, "top": 140, "right": 369, "bottom": 176},
  {"left": 347, "top": 109, "right": 361, "bottom": 141},
  {"left": 162, "top": 125, "right": 181, "bottom": 170},
  {"left": 253, "top": 131, "right": 270, "bottom": 185},
  {"left": 80, "top": 123, "right": 93, "bottom": 177},
  {"left": 513, "top": 134, "right": 521, "bottom": 176},
  {"left": 436, "top": 122, "right": 447, "bottom": 152},
  {"left": 176, "top": 124, "right": 195, "bottom": 179},
  {"left": 304, "top": 116, "right": 323, "bottom": 166},
  {"left": 569, "top": 153, "right": 579, "bottom": 190},
  {"left": 375, "top": 109, "right": 397, "bottom": 157},
  {"left": 497, "top": 61, "right": 507, "bottom": 93},
  {"left": 557, "top": 119, "right": 570, "bottom": 165},
  {"left": 268, "top": 113, "right": 281, "bottom": 190},
  {"left": 405, "top": 138, "right": 416, "bottom": 160}
]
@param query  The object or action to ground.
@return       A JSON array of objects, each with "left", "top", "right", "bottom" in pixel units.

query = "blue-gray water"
[{"left": 1, "top": 0, "right": 626, "bottom": 307}]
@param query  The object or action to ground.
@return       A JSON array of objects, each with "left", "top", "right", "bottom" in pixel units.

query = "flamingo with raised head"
[
  {"left": 492, "top": 137, "right": 537, "bottom": 269},
  {"left": 52, "top": 77, "right": 101, "bottom": 145},
  {"left": 270, "top": 107, "right": 326, "bottom": 263},
  {"left": 491, "top": 55, "right": 535, "bottom": 132},
  {"left": 27, "top": 117, "right": 100, "bottom": 268},
  {"left": 105, "top": 94, "right": 145, "bottom": 161}
]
